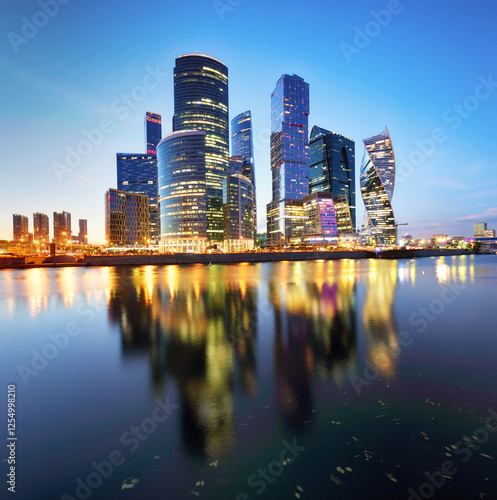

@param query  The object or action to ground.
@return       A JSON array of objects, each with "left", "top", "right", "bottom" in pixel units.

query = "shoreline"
[{"left": 0, "top": 249, "right": 474, "bottom": 270}]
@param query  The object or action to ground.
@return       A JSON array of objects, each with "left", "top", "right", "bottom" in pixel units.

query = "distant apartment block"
[
  {"left": 474, "top": 222, "right": 487, "bottom": 237},
  {"left": 53, "top": 211, "right": 71, "bottom": 244},
  {"left": 33, "top": 212, "right": 49, "bottom": 242},
  {"left": 13, "top": 214, "right": 29, "bottom": 241},
  {"left": 78, "top": 219, "right": 88, "bottom": 244}
]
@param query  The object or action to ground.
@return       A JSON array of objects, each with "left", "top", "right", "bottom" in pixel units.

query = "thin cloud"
[{"left": 456, "top": 207, "right": 497, "bottom": 221}]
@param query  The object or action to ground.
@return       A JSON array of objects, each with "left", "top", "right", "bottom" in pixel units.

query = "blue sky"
[{"left": 1, "top": 0, "right": 496, "bottom": 243}]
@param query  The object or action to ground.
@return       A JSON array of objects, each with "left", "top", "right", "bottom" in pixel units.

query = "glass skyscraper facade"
[
  {"left": 267, "top": 74, "right": 310, "bottom": 246},
  {"left": 33, "top": 212, "right": 49, "bottom": 242},
  {"left": 116, "top": 153, "right": 159, "bottom": 244},
  {"left": 231, "top": 111, "right": 255, "bottom": 187},
  {"left": 105, "top": 189, "right": 149, "bottom": 247},
  {"left": 232, "top": 110, "right": 256, "bottom": 230},
  {"left": 360, "top": 127, "right": 396, "bottom": 246},
  {"left": 229, "top": 155, "right": 243, "bottom": 176},
  {"left": 309, "top": 126, "right": 356, "bottom": 231},
  {"left": 157, "top": 130, "right": 208, "bottom": 253},
  {"left": 173, "top": 54, "right": 229, "bottom": 242},
  {"left": 145, "top": 112, "right": 162, "bottom": 154},
  {"left": 223, "top": 173, "right": 255, "bottom": 252}
]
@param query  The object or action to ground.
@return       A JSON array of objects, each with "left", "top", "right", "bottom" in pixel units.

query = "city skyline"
[{"left": 2, "top": 0, "right": 496, "bottom": 243}]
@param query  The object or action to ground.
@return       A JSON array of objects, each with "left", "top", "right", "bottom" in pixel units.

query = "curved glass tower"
[
  {"left": 157, "top": 130, "right": 208, "bottom": 253},
  {"left": 173, "top": 54, "right": 229, "bottom": 242},
  {"left": 360, "top": 127, "right": 396, "bottom": 246}
]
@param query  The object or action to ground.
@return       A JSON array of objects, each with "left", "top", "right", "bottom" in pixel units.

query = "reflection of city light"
[
  {"left": 166, "top": 265, "right": 178, "bottom": 301},
  {"left": 435, "top": 261, "right": 449, "bottom": 284},
  {"left": 369, "top": 346, "right": 396, "bottom": 378},
  {"left": 362, "top": 261, "right": 399, "bottom": 379},
  {"left": 58, "top": 268, "right": 76, "bottom": 309},
  {"left": 142, "top": 266, "right": 155, "bottom": 305}
]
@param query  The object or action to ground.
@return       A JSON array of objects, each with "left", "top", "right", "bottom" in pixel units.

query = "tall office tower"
[
  {"left": 309, "top": 126, "right": 356, "bottom": 230},
  {"left": 231, "top": 111, "right": 255, "bottom": 186},
  {"left": 105, "top": 189, "right": 149, "bottom": 247},
  {"left": 302, "top": 192, "right": 338, "bottom": 245},
  {"left": 53, "top": 211, "right": 71, "bottom": 244},
  {"left": 232, "top": 111, "right": 257, "bottom": 229},
  {"left": 78, "top": 219, "right": 88, "bottom": 244},
  {"left": 223, "top": 173, "right": 255, "bottom": 252},
  {"left": 13, "top": 214, "right": 29, "bottom": 241},
  {"left": 229, "top": 155, "right": 243, "bottom": 176},
  {"left": 474, "top": 222, "right": 487, "bottom": 237},
  {"left": 360, "top": 127, "right": 396, "bottom": 246},
  {"left": 266, "top": 74, "right": 310, "bottom": 246},
  {"left": 33, "top": 213, "right": 49, "bottom": 242},
  {"left": 116, "top": 153, "right": 159, "bottom": 244},
  {"left": 157, "top": 130, "right": 208, "bottom": 253},
  {"left": 173, "top": 53, "right": 229, "bottom": 242},
  {"left": 145, "top": 112, "right": 162, "bottom": 154}
]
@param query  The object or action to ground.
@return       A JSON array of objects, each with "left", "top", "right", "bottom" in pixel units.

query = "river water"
[{"left": 1, "top": 255, "right": 497, "bottom": 499}]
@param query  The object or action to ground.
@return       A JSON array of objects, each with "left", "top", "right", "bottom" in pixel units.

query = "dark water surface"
[{"left": 2, "top": 255, "right": 497, "bottom": 500}]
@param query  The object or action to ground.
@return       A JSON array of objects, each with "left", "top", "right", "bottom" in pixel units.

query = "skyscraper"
[
  {"left": 105, "top": 189, "right": 149, "bottom": 247},
  {"left": 157, "top": 130, "right": 208, "bottom": 253},
  {"left": 173, "top": 53, "right": 229, "bottom": 242},
  {"left": 53, "top": 211, "right": 71, "bottom": 244},
  {"left": 360, "top": 127, "right": 396, "bottom": 246},
  {"left": 78, "top": 219, "right": 88, "bottom": 244},
  {"left": 117, "top": 153, "right": 159, "bottom": 243},
  {"left": 223, "top": 173, "right": 255, "bottom": 252},
  {"left": 231, "top": 111, "right": 255, "bottom": 187},
  {"left": 232, "top": 110, "right": 256, "bottom": 229},
  {"left": 33, "top": 212, "right": 49, "bottom": 242},
  {"left": 309, "top": 126, "right": 356, "bottom": 230},
  {"left": 13, "top": 214, "right": 29, "bottom": 241},
  {"left": 229, "top": 155, "right": 243, "bottom": 176},
  {"left": 266, "top": 74, "right": 310, "bottom": 246},
  {"left": 145, "top": 112, "right": 162, "bottom": 154}
]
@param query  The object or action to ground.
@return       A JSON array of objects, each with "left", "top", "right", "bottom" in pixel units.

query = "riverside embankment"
[
  {"left": 82, "top": 248, "right": 467, "bottom": 266},
  {"left": 0, "top": 248, "right": 470, "bottom": 269}
]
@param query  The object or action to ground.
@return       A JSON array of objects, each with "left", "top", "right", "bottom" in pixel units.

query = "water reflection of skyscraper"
[
  {"left": 107, "top": 266, "right": 258, "bottom": 459},
  {"left": 269, "top": 273, "right": 357, "bottom": 427},
  {"left": 107, "top": 277, "right": 166, "bottom": 393},
  {"left": 361, "top": 261, "right": 399, "bottom": 378}
]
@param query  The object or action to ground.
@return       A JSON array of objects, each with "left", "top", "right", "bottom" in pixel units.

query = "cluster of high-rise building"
[
  {"left": 265, "top": 74, "right": 397, "bottom": 247},
  {"left": 12, "top": 212, "right": 87, "bottom": 245},
  {"left": 105, "top": 54, "right": 256, "bottom": 252},
  {"left": 102, "top": 52, "right": 398, "bottom": 251}
]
